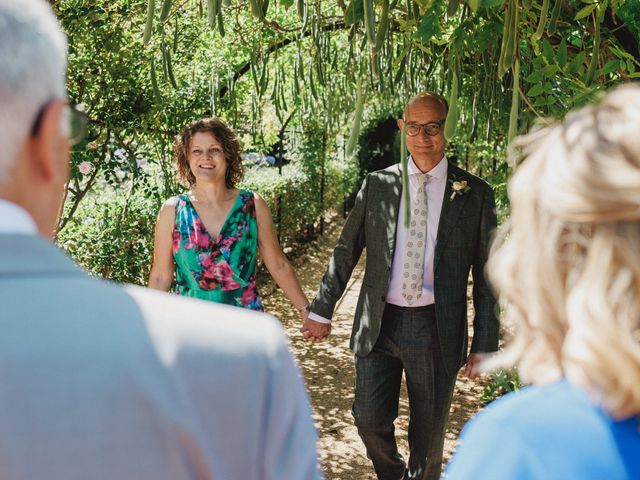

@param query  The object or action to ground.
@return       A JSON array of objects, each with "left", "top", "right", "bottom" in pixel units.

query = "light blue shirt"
[
  {"left": 0, "top": 198, "right": 37, "bottom": 234},
  {"left": 0, "top": 200, "right": 323, "bottom": 479},
  {"left": 445, "top": 379, "right": 640, "bottom": 480}
]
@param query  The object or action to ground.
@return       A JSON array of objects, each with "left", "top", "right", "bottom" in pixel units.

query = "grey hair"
[{"left": 0, "top": 0, "right": 67, "bottom": 184}]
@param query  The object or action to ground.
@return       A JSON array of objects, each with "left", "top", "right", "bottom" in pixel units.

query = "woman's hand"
[{"left": 300, "top": 314, "right": 331, "bottom": 343}]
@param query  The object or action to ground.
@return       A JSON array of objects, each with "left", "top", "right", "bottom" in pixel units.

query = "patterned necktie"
[{"left": 402, "top": 173, "right": 430, "bottom": 305}]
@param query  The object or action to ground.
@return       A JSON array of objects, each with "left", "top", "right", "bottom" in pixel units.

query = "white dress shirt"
[
  {"left": 386, "top": 156, "right": 447, "bottom": 307},
  {"left": 0, "top": 198, "right": 37, "bottom": 234},
  {"left": 309, "top": 156, "right": 448, "bottom": 324}
]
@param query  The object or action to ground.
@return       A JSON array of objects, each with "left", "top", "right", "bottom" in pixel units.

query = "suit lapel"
[
  {"left": 434, "top": 163, "right": 470, "bottom": 269},
  {"left": 386, "top": 165, "right": 402, "bottom": 258}
]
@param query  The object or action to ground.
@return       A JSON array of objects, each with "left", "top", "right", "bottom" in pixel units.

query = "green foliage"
[
  {"left": 357, "top": 115, "right": 402, "bottom": 176},
  {"left": 244, "top": 161, "right": 359, "bottom": 245},
  {"left": 481, "top": 369, "right": 522, "bottom": 404},
  {"left": 617, "top": 2, "right": 640, "bottom": 59},
  {"left": 414, "top": 0, "right": 445, "bottom": 44},
  {"left": 58, "top": 158, "right": 358, "bottom": 285},
  {"left": 51, "top": 0, "right": 639, "bottom": 283},
  {"left": 57, "top": 187, "right": 160, "bottom": 286},
  {"left": 281, "top": 117, "right": 361, "bottom": 239}
]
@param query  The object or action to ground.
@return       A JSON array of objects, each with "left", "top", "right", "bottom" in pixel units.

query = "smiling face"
[
  {"left": 187, "top": 131, "right": 227, "bottom": 185},
  {"left": 397, "top": 97, "right": 448, "bottom": 172}
]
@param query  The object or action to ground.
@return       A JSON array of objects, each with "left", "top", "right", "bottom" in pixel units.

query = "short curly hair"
[{"left": 173, "top": 117, "right": 244, "bottom": 189}]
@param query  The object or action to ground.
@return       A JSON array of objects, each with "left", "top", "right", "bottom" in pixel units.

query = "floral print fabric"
[{"left": 172, "top": 190, "right": 263, "bottom": 311}]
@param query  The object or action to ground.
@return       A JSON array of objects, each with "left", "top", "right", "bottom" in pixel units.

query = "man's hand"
[
  {"left": 464, "top": 352, "right": 492, "bottom": 379},
  {"left": 299, "top": 313, "right": 331, "bottom": 343}
]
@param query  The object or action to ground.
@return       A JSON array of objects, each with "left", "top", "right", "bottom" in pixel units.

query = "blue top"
[{"left": 445, "top": 379, "right": 640, "bottom": 480}]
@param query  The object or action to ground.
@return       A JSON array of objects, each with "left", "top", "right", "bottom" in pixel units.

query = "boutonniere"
[{"left": 449, "top": 176, "right": 470, "bottom": 201}]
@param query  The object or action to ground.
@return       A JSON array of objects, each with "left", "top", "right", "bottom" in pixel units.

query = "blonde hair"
[{"left": 488, "top": 84, "right": 640, "bottom": 419}]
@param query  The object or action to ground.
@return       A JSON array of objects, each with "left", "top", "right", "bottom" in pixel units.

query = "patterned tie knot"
[{"left": 416, "top": 173, "right": 430, "bottom": 195}]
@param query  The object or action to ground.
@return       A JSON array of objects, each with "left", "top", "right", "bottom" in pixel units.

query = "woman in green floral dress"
[{"left": 149, "top": 118, "right": 311, "bottom": 320}]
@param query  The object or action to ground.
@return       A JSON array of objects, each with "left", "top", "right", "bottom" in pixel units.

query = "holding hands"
[{"left": 299, "top": 307, "right": 331, "bottom": 343}]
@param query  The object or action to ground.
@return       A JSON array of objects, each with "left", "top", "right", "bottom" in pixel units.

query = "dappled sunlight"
[{"left": 259, "top": 211, "right": 490, "bottom": 479}]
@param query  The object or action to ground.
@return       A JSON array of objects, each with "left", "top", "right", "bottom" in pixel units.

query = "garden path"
[{"left": 258, "top": 211, "right": 490, "bottom": 480}]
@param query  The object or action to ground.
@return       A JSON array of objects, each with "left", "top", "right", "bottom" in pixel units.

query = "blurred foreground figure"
[
  {"left": 0, "top": 1, "right": 321, "bottom": 478},
  {"left": 446, "top": 84, "right": 640, "bottom": 480}
]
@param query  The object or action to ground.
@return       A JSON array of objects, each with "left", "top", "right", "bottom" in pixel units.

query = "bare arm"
[
  {"left": 148, "top": 198, "right": 177, "bottom": 291},
  {"left": 255, "top": 193, "right": 309, "bottom": 311}
]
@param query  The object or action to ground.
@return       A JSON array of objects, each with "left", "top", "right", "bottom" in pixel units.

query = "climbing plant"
[
  {"left": 134, "top": 0, "right": 638, "bottom": 144},
  {"left": 52, "top": 0, "right": 638, "bottom": 279}
]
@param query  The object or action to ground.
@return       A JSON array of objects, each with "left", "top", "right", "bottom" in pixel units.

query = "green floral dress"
[{"left": 172, "top": 190, "right": 264, "bottom": 310}]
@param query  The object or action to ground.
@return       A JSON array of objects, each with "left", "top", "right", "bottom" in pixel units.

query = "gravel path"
[{"left": 259, "top": 211, "right": 490, "bottom": 479}]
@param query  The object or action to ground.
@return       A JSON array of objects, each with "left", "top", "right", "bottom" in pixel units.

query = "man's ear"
[
  {"left": 397, "top": 118, "right": 404, "bottom": 131},
  {"left": 32, "top": 99, "right": 67, "bottom": 182}
]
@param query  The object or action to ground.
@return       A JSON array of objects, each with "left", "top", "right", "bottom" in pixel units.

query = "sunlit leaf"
[
  {"left": 542, "top": 39, "right": 555, "bottom": 64},
  {"left": 557, "top": 39, "right": 567, "bottom": 68},
  {"left": 598, "top": 59, "right": 620, "bottom": 76},
  {"left": 527, "top": 84, "right": 544, "bottom": 96},
  {"left": 345, "top": 0, "right": 364, "bottom": 26},
  {"left": 526, "top": 70, "right": 543, "bottom": 83},
  {"left": 566, "top": 51, "right": 587, "bottom": 74},
  {"left": 574, "top": 3, "right": 596, "bottom": 20}
]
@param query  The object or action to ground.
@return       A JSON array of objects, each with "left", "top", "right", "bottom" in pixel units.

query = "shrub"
[
  {"left": 481, "top": 369, "right": 522, "bottom": 404},
  {"left": 244, "top": 159, "right": 359, "bottom": 245},
  {"left": 57, "top": 187, "right": 160, "bottom": 285},
  {"left": 57, "top": 156, "right": 359, "bottom": 285}
]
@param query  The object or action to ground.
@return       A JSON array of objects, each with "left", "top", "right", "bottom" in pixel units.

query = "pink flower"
[
  {"left": 220, "top": 237, "right": 235, "bottom": 249},
  {"left": 199, "top": 278, "right": 217, "bottom": 290},
  {"left": 201, "top": 255, "right": 215, "bottom": 271},
  {"left": 242, "top": 195, "right": 256, "bottom": 218},
  {"left": 188, "top": 224, "right": 211, "bottom": 251},
  {"left": 214, "top": 261, "right": 241, "bottom": 291},
  {"left": 198, "top": 260, "right": 219, "bottom": 291},
  {"left": 78, "top": 161, "right": 93, "bottom": 175},
  {"left": 172, "top": 230, "right": 181, "bottom": 254},
  {"left": 241, "top": 286, "right": 256, "bottom": 305}
]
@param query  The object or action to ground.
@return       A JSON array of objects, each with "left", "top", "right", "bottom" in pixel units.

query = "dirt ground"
[{"left": 259, "top": 211, "right": 490, "bottom": 479}]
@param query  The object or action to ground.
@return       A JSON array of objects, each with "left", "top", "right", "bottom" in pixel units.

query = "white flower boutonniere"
[{"left": 449, "top": 177, "right": 470, "bottom": 201}]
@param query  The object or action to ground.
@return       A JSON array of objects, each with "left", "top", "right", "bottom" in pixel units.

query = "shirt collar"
[
  {"left": 408, "top": 155, "right": 448, "bottom": 179},
  {"left": 0, "top": 199, "right": 38, "bottom": 235}
]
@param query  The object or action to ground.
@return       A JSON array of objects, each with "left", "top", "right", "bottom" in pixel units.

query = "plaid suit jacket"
[{"left": 311, "top": 161, "right": 499, "bottom": 376}]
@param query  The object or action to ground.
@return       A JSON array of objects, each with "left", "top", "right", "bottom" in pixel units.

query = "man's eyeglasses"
[
  {"left": 31, "top": 101, "right": 88, "bottom": 146},
  {"left": 405, "top": 121, "right": 445, "bottom": 137}
]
